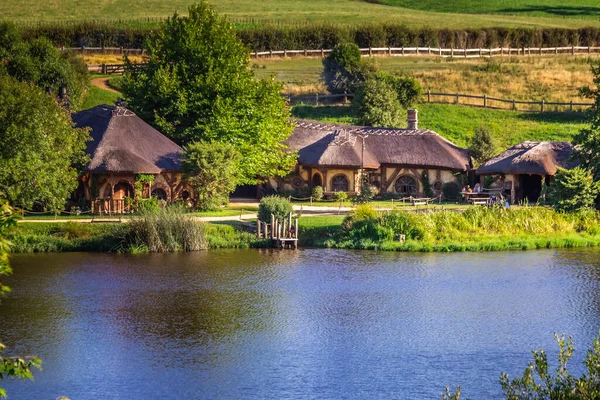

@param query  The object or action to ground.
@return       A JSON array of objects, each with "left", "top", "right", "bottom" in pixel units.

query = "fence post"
[
  {"left": 321, "top": 48, "right": 324, "bottom": 58},
  {"left": 455, "top": 92, "right": 459, "bottom": 104},
  {"left": 369, "top": 47, "right": 372, "bottom": 57},
  {"left": 315, "top": 93, "right": 319, "bottom": 106},
  {"left": 284, "top": 49, "right": 287, "bottom": 57},
  {"left": 388, "top": 46, "right": 392, "bottom": 55},
  {"left": 540, "top": 47, "right": 542, "bottom": 55},
  {"left": 310, "top": 196, "right": 313, "bottom": 206},
  {"left": 439, "top": 47, "right": 442, "bottom": 57},
  {"left": 483, "top": 94, "right": 487, "bottom": 108},
  {"left": 304, "top": 48, "right": 308, "bottom": 57},
  {"left": 479, "top": 48, "right": 482, "bottom": 57},
  {"left": 451, "top": 47, "right": 454, "bottom": 57},
  {"left": 427, "top": 89, "right": 431, "bottom": 103},
  {"left": 541, "top": 100, "right": 545, "bottom": 113},
  {"left": 572, "top": 46, "right": 575, "bottom": 55},
  {"left": 269, "top": 50, "right": 273, "bottom": 58},
  {"left": 464, "top": 47, "right": 467, "bottom": 59},
  {"left": 428, "top": 46, "right": 431, "bottom": 55},
  {"left": 589, "top": 46, "right": 591, "bottom": 55},
  {"left": 555, "top": 47, "right": 558, "bottom": 55},
  {"left": 402, "top": 46, "right": 405, "bottom": 56},
  {"left": 570, "top": 100, "right": 573, "bottom": 112},
  {"left": 101, "top": 63, "right": 107, "bottom": 74},
  {"left": 512, "top": 99, "right": 516, "bottom": 111}
]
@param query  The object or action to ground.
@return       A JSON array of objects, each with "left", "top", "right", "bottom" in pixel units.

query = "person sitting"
[{"left": 473, "top": 183, "right": 481, "bottom": 193}]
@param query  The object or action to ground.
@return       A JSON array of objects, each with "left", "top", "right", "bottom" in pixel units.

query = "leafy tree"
[
  {"left": 0, "top": 23, "right": 88, "bottom": 110},
  {"left": 547, "top": 167, "right": 600, "bottom": 212},
  {"left": 322, "top": 42, "right": 376, "bottom": 94},
  {"left": 123, "top": 2, "right": 296, "bottom": 184},
  {"left": 469, "top": 126, "right": 496, "bottom": 167},
  {"left": 352, "top": 78, "right": 403, "bottom": 127},
  {"left": 0, "top": 202, "right": 42, "bottom": 398},
  {"left": 0, "top": 76, "right": 89, "bottom": 211},
  {"left": 375, "top": 72, "right": 422, "bottom": 109},
  {"left": 182, "top": 142, "right": 242, "bottom": 211},
  {"left": 258, "top": 196, "right": 293, "bottom": 222}
]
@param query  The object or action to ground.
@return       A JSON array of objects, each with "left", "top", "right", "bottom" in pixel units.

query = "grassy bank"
[
  {"left": 8, "top": 220, "right": 266, "bottom": 253},
  {"left": 297, "top": 206, "right": 600, "bottom": 252}
]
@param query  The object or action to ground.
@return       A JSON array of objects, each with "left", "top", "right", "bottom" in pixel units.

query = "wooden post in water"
[
  {"left": 271, "top": 214, "right": 275, "bottom": 239},
  {"left": 294, "top": 219, "right": 299, "bottom": 249},
  {"left": 257, "top": 219, "right": 262, "bottom": 238}
]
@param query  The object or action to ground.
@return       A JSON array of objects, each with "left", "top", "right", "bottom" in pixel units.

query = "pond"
[{"left": 2, "top": 249, "right": 600, "bottom": 399}]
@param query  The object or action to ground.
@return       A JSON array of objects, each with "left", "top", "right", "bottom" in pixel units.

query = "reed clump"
[{"left": 125, "top": 206, "right": 207, "bottom": 253}]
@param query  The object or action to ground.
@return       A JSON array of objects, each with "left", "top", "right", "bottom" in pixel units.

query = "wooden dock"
[{"left": 257, "top": 213, "right": 299, "bottom": 249}]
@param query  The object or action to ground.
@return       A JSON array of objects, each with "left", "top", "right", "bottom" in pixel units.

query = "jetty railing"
[{"left": 257, "top": 213, "right": 298, "bottom": 249}]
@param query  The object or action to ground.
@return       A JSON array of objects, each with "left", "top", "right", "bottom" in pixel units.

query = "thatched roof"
[
  {"left": 286, "top": 120, "right": 470, "bottom": 171},
  {"left": 72, "top": 104, "right": 183, "bottom": 174},
  {"left": 477, "top": 141, "right": 575, "bottom": 176}
]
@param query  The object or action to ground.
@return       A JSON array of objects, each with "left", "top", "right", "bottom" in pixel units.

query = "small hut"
[
  {"left": 476, "top": 141, "right": 575, "bottom": 204},
  {"left": 72, "top": 103, "right": 194, "bottom": 213}
]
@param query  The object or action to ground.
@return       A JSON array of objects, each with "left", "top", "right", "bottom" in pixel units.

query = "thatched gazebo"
[
  {"left": 477, "top": 141, "right": 575, "bottom": 203},
  {"left": 72, "top": 103, "right": 194, "bottom": 213},
  {"left": 268, "top": 111, "right": 470, "bottom": 198}
]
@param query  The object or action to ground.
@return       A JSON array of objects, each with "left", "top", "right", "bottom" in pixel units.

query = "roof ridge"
[{"left": 295, "top": 119, "right": 438, "bottom": 136}]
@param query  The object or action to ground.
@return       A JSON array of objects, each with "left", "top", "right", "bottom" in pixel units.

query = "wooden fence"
[
  {"left": 78, "top": 45, "right": 600, "bottom": 61},
  {"left": 287, "top": 92, "right": 594, "bottom": 113}
]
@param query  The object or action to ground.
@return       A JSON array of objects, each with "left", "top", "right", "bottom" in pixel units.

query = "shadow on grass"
[
  {"left": 498, "top": 6, "right": 600, "bottom": 17},
  {"left": 514, "top": 111, "right": 590, "bottom": 124}
]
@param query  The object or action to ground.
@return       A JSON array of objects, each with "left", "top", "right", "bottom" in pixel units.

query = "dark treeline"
[{"left": 15, "top": 21, "right": 600, "bottom": 51}]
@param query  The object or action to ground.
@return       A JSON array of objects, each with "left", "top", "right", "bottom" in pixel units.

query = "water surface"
[{"left": 2, "top": 249, "right": 600, "bottom": 399}]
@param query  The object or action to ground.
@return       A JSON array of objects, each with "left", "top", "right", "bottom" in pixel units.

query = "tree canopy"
[
  {"left": 352, "top": 78, "right": 403, "bottom": 127},
  {"left": 322, "top": 42, "right": 375, "bottom": 94},
  {"left": 182, "top": 142, "right": 241, "bottom": 211},
  {"left": 123, "top": 2, "right": 296, "bottom": 185},
  {"left": 0, "top": 23, "right": 88, "bottom": 110},
  {"left": 469, "top": 126, "right": 496, "bottom": 167},
  {"left": 547, "top": 167, "right": 600, "bottom": 212},
  {"left": 0, "top": 76, "right": 89, "bottom": 211}
]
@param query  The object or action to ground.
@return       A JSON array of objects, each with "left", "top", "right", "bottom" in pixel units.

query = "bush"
[
  {"left": 352, "top": 184, "right": 376, "bottom": 204},
  {"left": 343, "top": 204, "right": 378, "bottom": 230},
  {"left": 379, "top": 211, "right": 425, "bottom": 240},
  {"left": 138, "top": 197, "right": 160, "bottom": 213},
  {"left": 334, "top": 191, "right": 348, "bottom": 202},
  {"left": 258, "top": 195, "right": 293, "bottom": 222},
  {"left": 352, "top": 78, "right": 403, "bottom": 127},
  {"left": 312, "top": 185, "right": 324, "bottom": 200},
  {"left": 547, "top": 167, "right": 600, "bottom": 212}
]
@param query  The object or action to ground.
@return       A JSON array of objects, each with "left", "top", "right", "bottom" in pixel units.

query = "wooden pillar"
[
  {"left": 323, "top": 169, "right": 329, "bottom": 192},
  {"left": 381, "top": 165, "right": 387, "bottom": 195}
]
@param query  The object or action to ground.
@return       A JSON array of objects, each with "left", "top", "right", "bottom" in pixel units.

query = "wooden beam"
[{"left": 384, "top": 167, "right": 401, "bottom": 192}]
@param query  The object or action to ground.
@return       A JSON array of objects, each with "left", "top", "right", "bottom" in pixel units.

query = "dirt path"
[{"left": 91, "top": 77, "right": 120, "bottom": 93}]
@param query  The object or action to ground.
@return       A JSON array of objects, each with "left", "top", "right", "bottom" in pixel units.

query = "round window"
[
  {"left": 291, "top": 176, "right": 303, "bottom": 188},
  {"left": 433, "top": 181, "right": 443, "bottom": 191},
  {"left": 332, "top": 175, "right": 349, "bottom": 192}
]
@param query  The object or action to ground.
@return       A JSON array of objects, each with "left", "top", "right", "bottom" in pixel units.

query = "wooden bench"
[
  {"left": 470, "top": 197, "right": 489, "bottom": 205},
  {"left": 410, "top": 197, "right": 431, "bottom": 207}
]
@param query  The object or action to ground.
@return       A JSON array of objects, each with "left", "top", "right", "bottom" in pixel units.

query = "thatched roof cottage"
[
  {"left": 477, "top": 141, "right": 575, "bottom": 203},
  {"left": 72, "top": 104, "right": 194, "bottom": 212},
  {"left": 266, "top": 111, "right": 470, "bottom": 198}
]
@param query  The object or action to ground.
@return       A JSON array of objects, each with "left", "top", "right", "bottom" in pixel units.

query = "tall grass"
[
  {"left": 125, "top": 207, "right": 207, "bottom": 252},
  {"left": 307, "top": 206, "right": 600, "bottom": 252}
]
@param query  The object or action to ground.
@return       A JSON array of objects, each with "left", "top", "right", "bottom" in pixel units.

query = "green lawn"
[
  {"left": 81, "top": 84, "right": 120, "bottom": 110},
  {"left": 292, "top": 103, "right": 588, "bottom": 149},
  {"left": 2, "top": 0, "right": 600, "bottom": 28}
]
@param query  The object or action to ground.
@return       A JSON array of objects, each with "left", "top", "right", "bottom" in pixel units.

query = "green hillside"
[
  {"left": 2, "top": 0, "right": 600, "bottom": 28},
  {"left": 379, "top": 0, "right": 600, "bottom": 20}
]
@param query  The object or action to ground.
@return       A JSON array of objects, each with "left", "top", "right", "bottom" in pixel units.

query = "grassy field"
[
  {"left": 292, "top": 103, "right": 588, "bottom": 149},
  {"left": 380, "top": 0, "right": 600, "bottom": 19},
  {"left": 253, "top": 55, "right": 597, "bottom": 103},
  {"left": 2, "top": 0, "right": 600, "bottom": 28}
]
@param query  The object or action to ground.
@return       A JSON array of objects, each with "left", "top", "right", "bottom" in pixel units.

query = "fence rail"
[
  {"left": 286, "top": 92, "right": 594, "bottom": 113},
  {"left": 77, "top": 45, "right": 600, "bottom": 61}
]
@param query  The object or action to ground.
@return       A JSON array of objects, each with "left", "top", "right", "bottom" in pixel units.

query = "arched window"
[
  {"left": 394, "top": 176, "right": 418, "bottom": 195},
  {"left": 312, "top": 173, "right": 322, "bottom": 187},
  {"left": 113, "top": 182, "right": 133, "bottom": 199},
  {"left": 151, "top": 188, "right": 168, "bottom": 201},
  {"left": 180, "top": 190, "right": 190, "bottom": 200},
  {"left": 331, "top": 174, "right": 349, "bottom": 192}
]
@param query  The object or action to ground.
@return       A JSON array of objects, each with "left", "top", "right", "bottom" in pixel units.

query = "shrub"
[
  {"left": 311, "top": 185, "right": 324, "bottom": 200},
  {"left": 138, "top": 197, "right": 160, "bottom": 213},
  {"left": 547, "top": 167, "right": 600, "bottom": 212},
  {"left": 352, "top": 78, "right": 403, "bottom": 127},
  {"left": 334, "top": 191, "right": 348, "bottom": 202},
  {"left": 352, "top": 184, "right": 376, "bottom": 204},
  {"left": 258, "top": 195, "right": 293, "bottom": 222},
  {"left": 376, "top": 72, "right": 422, "bottom": 109},
  {"left": 379, "top": 211, "right": 424, "bottom": 240}
]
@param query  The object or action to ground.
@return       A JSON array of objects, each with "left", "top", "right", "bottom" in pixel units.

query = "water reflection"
[{"left": 1, "top": 248, "right": 600, "bottom": 399}]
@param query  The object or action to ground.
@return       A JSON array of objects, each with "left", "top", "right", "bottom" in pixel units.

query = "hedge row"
[{"left": 17, "top": 21, "right": 600, "bottom": 51}]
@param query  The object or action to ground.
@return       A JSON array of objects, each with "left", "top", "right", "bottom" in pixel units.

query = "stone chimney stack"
[{"left": 407, "top": 109, "right": 418, "bottom": 130}]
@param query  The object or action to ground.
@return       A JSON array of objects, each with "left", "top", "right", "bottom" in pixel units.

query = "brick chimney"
[{"left": 407, "top": 109, "right": 418, "bottom": 130}]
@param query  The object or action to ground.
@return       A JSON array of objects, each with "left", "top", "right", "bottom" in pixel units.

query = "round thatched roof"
[
  {"left": 477, "top": 141, "right": 575, "bottom": 176},
  {"left": 72, "top": 104, "right": 183, "bottom": 174}
]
